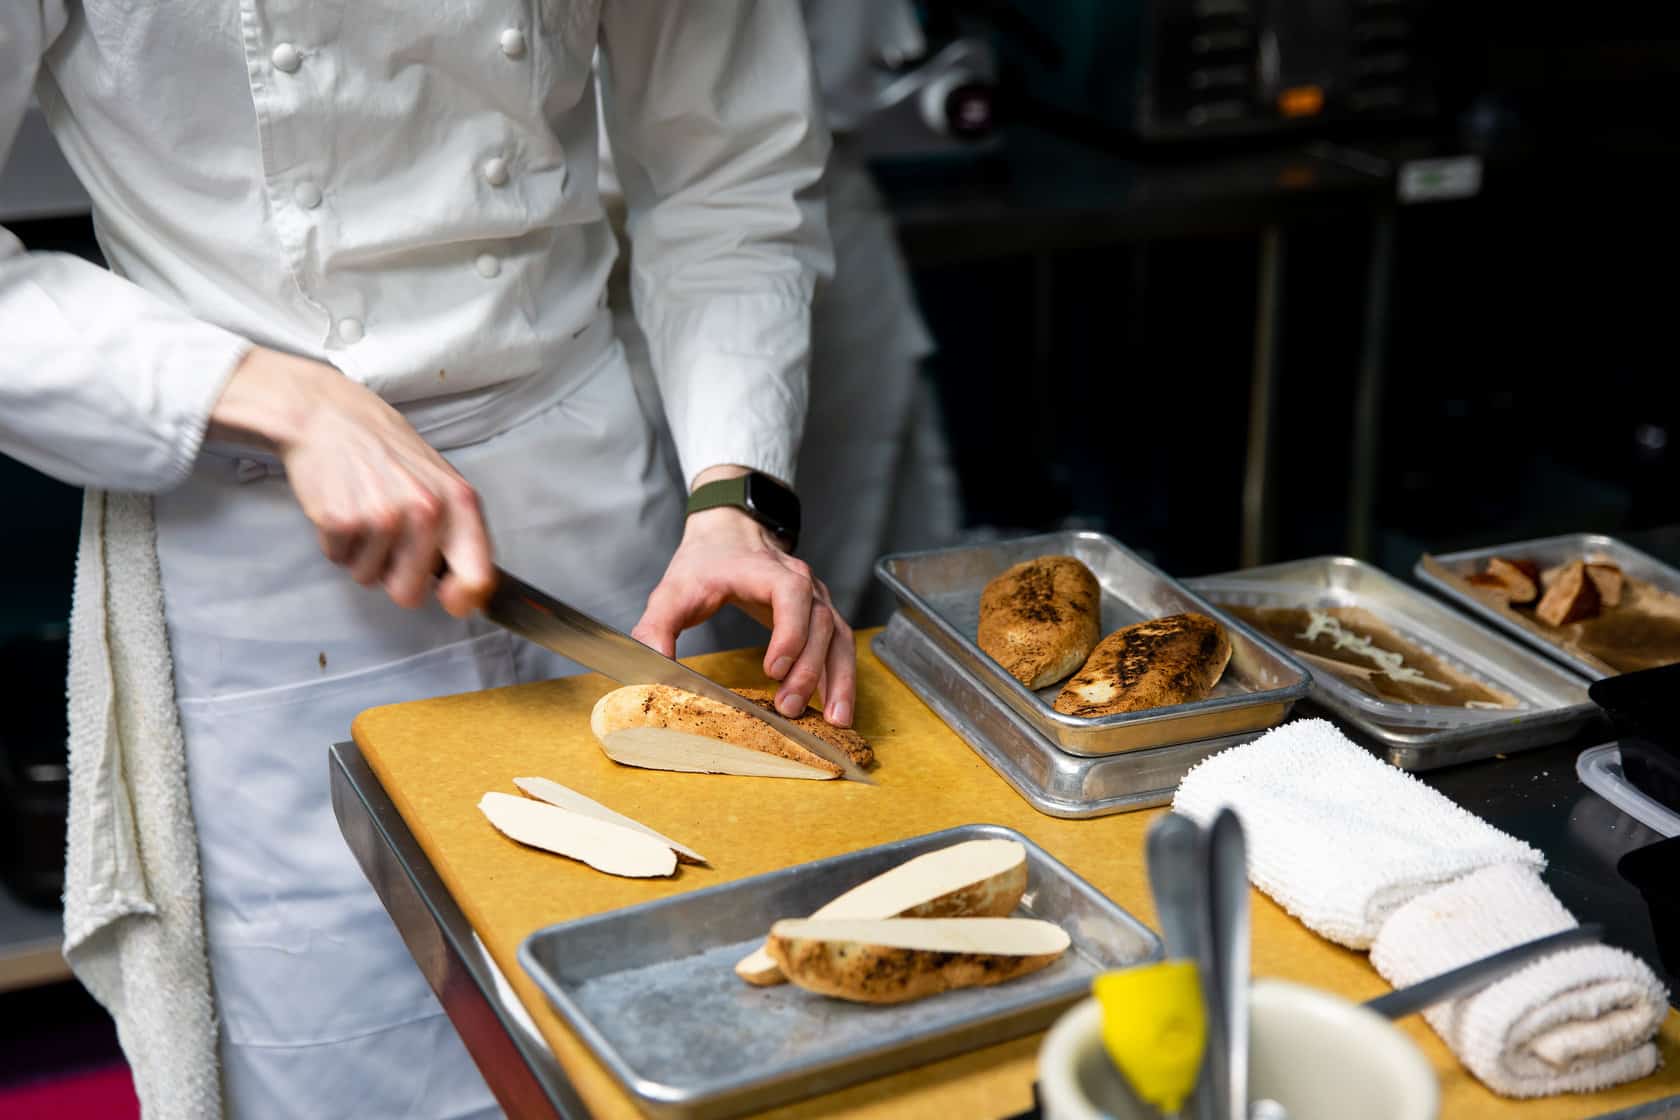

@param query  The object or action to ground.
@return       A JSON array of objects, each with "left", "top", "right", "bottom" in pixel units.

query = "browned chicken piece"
[
  {"left": 1586, "top": 562, "right": 1625, "bottom": 608},
  {"left": 1484, "top": 556, "right": 1542, "bottom": 605},
  {"left": 978, "top": 556, "right": 1102, "bottom": 689},
  {"left": 1535, "top": 561, "right": 1603, "bottom": 627},
  {"left": 1467, "top": 572, "right": 1511, "bottom": 598},
  {"left": 1054, "top": 612, "right": 1232, "bottom": 718}
]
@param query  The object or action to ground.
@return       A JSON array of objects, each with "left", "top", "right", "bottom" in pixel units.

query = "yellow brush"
[{"left": 1092, "top": 960, "right": 1207, "bottom": 1119}]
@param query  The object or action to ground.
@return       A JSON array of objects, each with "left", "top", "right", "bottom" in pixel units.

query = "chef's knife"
[{"left": 479, "top": 566, "right": 875, "bottom": 784}]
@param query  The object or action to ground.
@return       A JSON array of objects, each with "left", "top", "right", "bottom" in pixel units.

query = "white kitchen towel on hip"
[
  {"left": 1371, "top": 863, "right": 1666, "bottom": 1097},
  {"left": 63, "top": 489, "right": 221, "bottom": 1118},
  {"left": 1172, "top": 718, "right": 1544, "bottom": 948}
]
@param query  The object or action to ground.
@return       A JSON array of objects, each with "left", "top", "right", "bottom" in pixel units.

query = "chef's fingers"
[
  {"left": 630, "top": 594, "right": 683, "bottom": 658},
  {"left": 762, "top": 556, "right": 815, "bottom": 682},
  {"left": 633, "top": 567, "right": 730, "bottom": 656},
  {"left": 319, "top": 526, "right": 361, "bottom": 566},
  {"left": 434, "top": 475, "right": 496, "bottom": 618},
  {"left": 775, "top": 594, "right": 833, "bottom": 717},
  {"left": 382, "top": 486, "right": 444, "bottom": 610},
  {"left": 820, "top": 604, "right": 857, "bottom": 728},
  {"left": 309, "top": 469, "right": 366, "bottom": 566},
  {"left": 347, "top": 512, "right": 398, "bottom": 587}
]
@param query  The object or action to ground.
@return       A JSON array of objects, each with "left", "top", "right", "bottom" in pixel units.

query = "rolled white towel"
[
  {"left": 1173, "top": 718, "right": 1544, "bottom": 948},
  {"left": 1371, "top": 864, "right": 1667, "bottom": 1097}
]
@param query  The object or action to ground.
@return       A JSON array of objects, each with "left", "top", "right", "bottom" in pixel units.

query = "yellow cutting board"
[{"left": 353, "top": 631, "right": 1680, "bottom": 1120}]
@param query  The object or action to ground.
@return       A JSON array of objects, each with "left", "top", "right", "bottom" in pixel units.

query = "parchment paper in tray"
[
  {"left": 518, "top": 824, "right": 1160, "bottom": 1119},
  {"left": 1416, "top": 534, "right": 1680, "bottom": 680},
  {"left": 874, "top": 531, "right": 1309, "bottom": 756}
]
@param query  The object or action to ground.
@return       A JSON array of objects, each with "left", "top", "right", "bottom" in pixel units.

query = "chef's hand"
[
  {"left": 633, "top": 469, "right": 856, "bottom": 728},
  {"left": 208, "top": 346, "right": 497, "bottom": 618}
]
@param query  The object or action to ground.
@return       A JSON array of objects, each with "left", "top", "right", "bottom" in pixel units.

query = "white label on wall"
[{"left": 1398, "top": 156, "right": 1483, "bottom": 204}]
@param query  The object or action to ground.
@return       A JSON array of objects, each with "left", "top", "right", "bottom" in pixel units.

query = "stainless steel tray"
[
  {"left": 517, "top": 824, "right": 1161, "bottom": 1120},
  {"left": 1416, "top": 533, "right": 1680, "bottom": 680},
  {"left": 875, "top": 531, "right": 1310, "bottom": 756},
  {"left": 873, "top": 614, "right": 1258, "bottom": 815},
  {"left": 1190, "top": 557, "right": 1599, "bottom": 769}
]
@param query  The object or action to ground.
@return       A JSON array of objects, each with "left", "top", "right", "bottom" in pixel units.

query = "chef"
[{"left": 0, "top": 3, "right": 846, "bottom": 1117}]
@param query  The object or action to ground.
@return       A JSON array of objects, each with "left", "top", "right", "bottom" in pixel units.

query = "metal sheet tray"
[
  {"left": 1189, "top": 557, "right": 1599, "bottom": 768},
  {"left": 875, "top": 532, "right": 1310, "bottom": 756},
  {"left": 517, "top": 824, "right": 1161, "bottom": 1120},
  {"left": 873, "top": 613, "right": 1258, "bottom": 815},
  {"left": 1416, "top": 533, "right": 1680, "bottom": 681}
]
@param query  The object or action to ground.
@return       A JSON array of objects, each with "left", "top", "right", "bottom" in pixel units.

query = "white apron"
[{"left": 152, "top": 337, "right": 700, "bottom": 1118}]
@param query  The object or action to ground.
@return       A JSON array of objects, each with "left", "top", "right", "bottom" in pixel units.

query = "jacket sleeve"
[
  {"left": 0, "top": 4, "right": 251, "bottom": 492},
  {"left": 596, "top": 0, "right": 833, "bottom": 490}
]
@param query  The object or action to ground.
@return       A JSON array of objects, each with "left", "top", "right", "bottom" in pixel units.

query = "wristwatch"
[{"left": 686, "top": 471, "right": 801, "bottom": 551}]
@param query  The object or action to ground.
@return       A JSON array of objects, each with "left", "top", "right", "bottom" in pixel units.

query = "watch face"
[{"left": 744, "top": 472, "right": 801, "bottom": 537}]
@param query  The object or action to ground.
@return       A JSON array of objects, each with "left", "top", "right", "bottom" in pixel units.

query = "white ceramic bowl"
[{"left": 1038, "top": 978, "right": 1439, "bottom": 1120}]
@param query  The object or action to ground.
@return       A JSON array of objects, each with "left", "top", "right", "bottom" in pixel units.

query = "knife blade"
[{"left": 481, "top": 566, "right": 874, "bottom": 784}]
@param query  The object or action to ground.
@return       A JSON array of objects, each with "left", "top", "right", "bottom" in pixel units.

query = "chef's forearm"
[{"left": 207, "top": 347, "right": 336, "bottom": 452}]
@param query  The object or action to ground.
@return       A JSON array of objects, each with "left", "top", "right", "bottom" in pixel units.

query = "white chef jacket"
[{"left": 0, "top": 0, "right": 830, "bottom": 493}]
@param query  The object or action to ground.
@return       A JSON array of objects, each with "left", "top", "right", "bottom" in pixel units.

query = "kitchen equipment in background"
[
  {"left": 1619, "top": 837, "right": 1680, "bottom": 985},
  {"left": 994, "top": 0, "right": 1439, "bottom": 142},
  {"left": 1589, "top": 663, "right": 1680, "bottom": 813},
  {"left": 0, "top": 628, "right": 71, "bottom": 908},
  {"left": 846, "top": 37, "right": 1002, "bottom": 162}
]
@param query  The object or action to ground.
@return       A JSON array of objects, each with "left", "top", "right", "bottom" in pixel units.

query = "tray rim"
[
  {"left": 1415, "top": 532, "right": 1680, "bottom": 681},
  {"left": 1187, "top": 555, "right": 1600, "bottom": 762},
  {"left": 874, "top": 530, "right": 1311, "bottom": 753},
  {"left": 516, "top": 822, "right": 1163, "bottom": 1113}
]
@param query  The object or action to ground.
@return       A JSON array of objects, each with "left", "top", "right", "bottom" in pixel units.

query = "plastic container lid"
[{"left": 1577, "top": 744, "right": 1680, "bottom": 838}]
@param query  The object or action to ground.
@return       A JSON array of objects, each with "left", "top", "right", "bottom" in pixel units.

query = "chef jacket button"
[
  {"left": 475, "top": 253, "right": 502, "bottom": 279},
  {"left": 482, "top": 156, "right": 510, "bottom": 187},
  {"left": 271, "top": 42, "right": 302, "bottom": 73},
  {"left": 500, "top": 28, "right": 527, "bottom": 59},
  {"left": 337, "top": 317, "right": 364, "bottom": 345},
  {"left": 294, "top": 181, "right": 323, "bottom": 210}
]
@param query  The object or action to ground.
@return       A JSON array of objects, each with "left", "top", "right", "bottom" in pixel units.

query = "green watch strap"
[{"left": 685, "top": 475, "right": 750, "bottom": 517}]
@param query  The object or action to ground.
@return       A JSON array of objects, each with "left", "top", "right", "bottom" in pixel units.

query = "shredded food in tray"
[{"left": 1226, "top": 604, "right": 1517, "bottom": 710}]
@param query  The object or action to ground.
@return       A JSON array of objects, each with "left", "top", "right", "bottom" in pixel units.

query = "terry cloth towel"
[
  {"left": 1172, "top": 718, "right": 1545, "bottom": 949},
  {"left": 63, "top": 490, "right": 221, "bottom": 1118},
  {"left": 1371, "top": 863, "right": 1667, "bottom": 1097}
]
